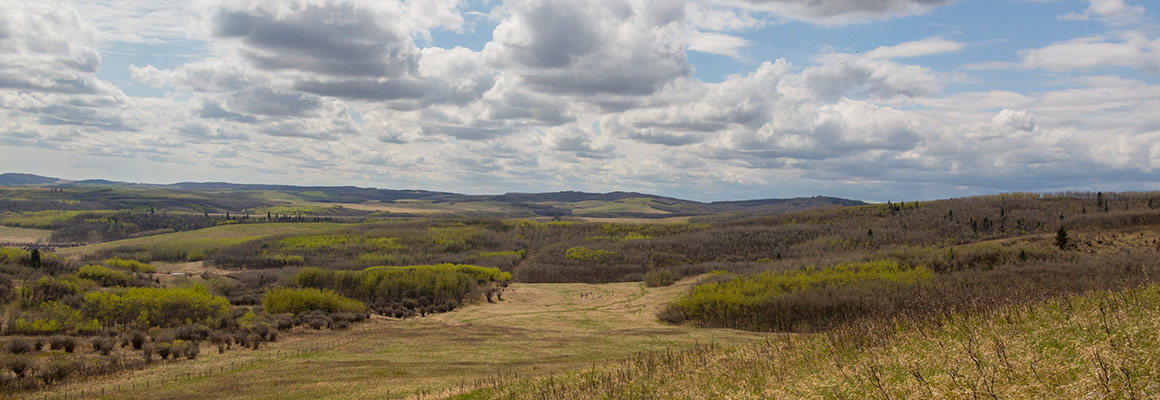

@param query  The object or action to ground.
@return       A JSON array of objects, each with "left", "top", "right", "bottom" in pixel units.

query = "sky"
[{"left": 1, "top": 0, "right": 1158, "bottom": 202}]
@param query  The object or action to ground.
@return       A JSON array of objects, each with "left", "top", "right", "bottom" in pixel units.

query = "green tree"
[
  {"left": 29, "top": 248, "right": 41, "bottom": 268},
  {"left": 1055, "top": 226, "right": 1069, "bottom": 250}
]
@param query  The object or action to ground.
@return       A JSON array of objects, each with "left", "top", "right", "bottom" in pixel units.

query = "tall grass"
[{"left": 457, "top": 283, "right": 1160, "bottom": 399}]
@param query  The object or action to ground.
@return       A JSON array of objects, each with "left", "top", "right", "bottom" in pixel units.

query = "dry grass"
[
  {"left": 0, "top": 225, "right": 51, "bottom": 244},
  {"left": 464, "top": 284, "right": 1160, "bottom": 399},
  {"left": 20, "top": 277, "right": 764, "bottom": 400}
]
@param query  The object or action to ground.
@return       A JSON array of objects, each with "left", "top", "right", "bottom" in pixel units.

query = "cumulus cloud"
[
  {"left": 1059, "top": 0, "right": 1146, "bottom": 26},
  {"left": 0, "top": 1, "right": 117, "bottom": 96},
  {"left": 5, "top": 0, "right": 1160, "bottom": 202},
  {"left": 483, "top": 0, "right": 692, "bottom": 99}
]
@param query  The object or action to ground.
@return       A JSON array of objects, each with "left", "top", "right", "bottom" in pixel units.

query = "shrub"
[
  {"left": 126, "top": 331, "right": 146, "bottom": 349},
  {"left": 39, "top": 360, "right": 73, "bottom": 385},
  {"left": 261, "top": 288, "right": 367, "bottom": 314},
  {"left": 664, "top": 261, "right": 932, "bottom": 331},
  {"left": 22, "top": 275, "right": 98, "bottom": 305},
  {"left": 9, "top": 301, "right": 101, "bottom": 336},
  {"left": 292, "top": 264, "right": 511, "bottom": 316},
  {"left": 48, "top": 336, "right": 78, "bottom": 353},
  {"left": 185, "top": 342, "right": 200, "bottom": 359},
  {"left": 5, "top": 356, "right": 36, "bottom": 378},
  {"left": 565, "top": 246, "right": 618, "bottom": 262},
  {"left": 82, "top": 286, "right": 229, "bottom": 328},
  {"left": 156, "top": 343, "right": 172, "bottom": 360},
  {"left": 101, "top": 258, "right": 157, "bottom": 273},
  {"left": 91, "top": 337, "right": 115, "bottom": 355},
  {"left": 5, "top": 338, "right": 33, "bottom": 355},
  {"left": 644, "top": 269, "right": 675, "bottom": 287},
  {"left": 78, "top": 264, "right": 138, "bottom": 287}
]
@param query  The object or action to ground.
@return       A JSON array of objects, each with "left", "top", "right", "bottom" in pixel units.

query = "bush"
[
  {"left": 261, "top": 288, "right": 367, "bottom": 314},
  {"left": 39, "top": 360, "right": 73, "bottom": 385},
  {"left": 82, "top": 286, "right": 229, "bottom": 328},
  {"left": 4, "top": 356, "right": 36, "bottom": 378},
  {"left": 664, "top": 261, "right": 932, "bottom": 331},
  {"left": 565, "top": 246, "right": 618, "bottom": 262},
  {"left": 22, "top": 275, "right": 98, "bottom": 306},
  {"left": 643, "top": 269, "right": 675, "bottom": 287},
  {"left": 101, "top": 257, "right": 157, "bottom": 273},
  {"left": 292, "top": 264, "right": 511, "bottom": 316},
  {"left": 5, "top": 338, "right": 33, "bottom": 355},
  {"left": 77, "top": 264, "right": 138, "bottom": 287},
  {"left": 9, "top": 301, "right": 102, "bottom": 336},
  {"left": 91, "top": 337, "right": 115, "bottom": 355},
  {"left": 48, "top": 336, "right": 77, "bottom": 353}
]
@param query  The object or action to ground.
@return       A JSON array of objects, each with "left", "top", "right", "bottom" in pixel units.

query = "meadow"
[{"left": 3, "top": 188, "right": 1160, "bottom": 399}]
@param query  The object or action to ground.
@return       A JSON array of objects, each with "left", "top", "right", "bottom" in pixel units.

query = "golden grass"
[
  {"left": 24, "top": 277, "right": 765, "bottom": 400},
  {"left": 465, "top": 284, "right": 1160, "bottom": 399},
  {"left": 0, "top": 225, "right": 51, "bottom": 244}
]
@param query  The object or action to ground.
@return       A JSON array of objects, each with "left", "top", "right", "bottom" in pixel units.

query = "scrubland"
[{"left": 2, "top": 190, "right": 1159, "bottom": 399}]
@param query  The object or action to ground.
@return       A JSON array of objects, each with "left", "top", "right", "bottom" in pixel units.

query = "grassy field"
[
  {"left": 57, "top": 222, "right": 352, "bottom": 260},
  {"left": 24, "top": 277, "right": 765, "bottom": 400},
  {"left": 460, "top": 284, "right": 1160, "bottom": 399},
  {"left": 0, "top": 225, "right": 51, "bottom": 244}
]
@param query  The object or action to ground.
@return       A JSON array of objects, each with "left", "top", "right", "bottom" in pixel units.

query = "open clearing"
[
  {"left": 29, "top": 277, "right": 765, "bottom": 400},
  {"left": 56, "top": 222, "right": 351, "bottom": 259},
  {"left": 0, "top": 225, "right": 51, "bottom": 244}
]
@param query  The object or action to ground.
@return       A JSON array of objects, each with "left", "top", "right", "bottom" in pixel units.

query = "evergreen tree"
[{"left": 1055, "top": 226, "right": 1069, "bottom": 250}]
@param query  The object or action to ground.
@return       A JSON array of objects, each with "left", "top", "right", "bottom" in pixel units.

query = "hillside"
[{"left": 0, "top": 172, "right": 864, "bottom": 220}]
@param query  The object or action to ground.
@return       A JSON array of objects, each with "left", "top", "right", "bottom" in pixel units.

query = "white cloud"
[
  {"left": 706, "top": 0, "right": 953, "bottom": 25},
  {"left": 4, "top": 0, "right": 1160, "bottom": 202},
  {"left": 865, "top": 37, "right": 966, "bottom": 59},
  {"left": 688, "top": 31, "right": 752, "bottom": 59},
  {"left": 1020, "top": 32, "right": 1160, "bottom": 73},
  {"left": 1059, "top": 0, "right": 1146, "bottom": 26}
]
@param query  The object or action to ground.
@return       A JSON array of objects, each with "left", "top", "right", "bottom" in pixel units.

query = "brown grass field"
[
  {"left": 18, "top": 277, "right": 764, "bottom": 400},
  {"left": 0, "top": 226, "right": 51, "bottom": 245}
]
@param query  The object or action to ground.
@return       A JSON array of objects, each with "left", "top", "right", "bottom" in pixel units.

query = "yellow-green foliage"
[
  {"left": 0, "top": 246, "right": 30, "bottom": 264},
  {"left": 293, "top": 264, "right": 510, "bottom": 313},
  {"left": 680, "top": 261, "right": 929, "bottom": 308},
  {"left": 82, "top": 286, "right": 229, "bottom": 328},
  {"left": 278, "top": 234, "right": 404, "bottom": 251},
  {"left": 565, "top": 247, "right": 618, "bottom": 262},
  {"left": 469, "top": 250, "right": 525, "bottom": 259},
  {"left": 259, "top": 251, "right": 305, "bottom": 265},
  {"left": 366, "top": 264, "right": 512, "bottom": 283},
  {"left": 101, "top": 257, "right": 157, "bottom": 273},
  {"left": 262, "top": 287, "right": 367, "bottom": 314},
  {"left": 77, "top": 264, "right": 137, "bottom": 287},
  {"left": 21, "top": 275, "right": 98, "bottom": 305},
  {"left": 355, "top": 253, "right": 425, "bottom": 266},
  {"left": 426, "top": 226, "right": 480, "bottom": 250},
  {"left": 0, "top": 210, "right": 92, "bottom": 229},
  {"left": 877, "top": 242, "right": 1061, "bottom": 273},
  {"left": 9, "top": 301, "right": 101, "bottom": 335},
  {"left": 249, "top": 205, "right": 337, "bottom": 216},
  {"left": 670, "top": 261, "right": 930, "bottom": 329}
]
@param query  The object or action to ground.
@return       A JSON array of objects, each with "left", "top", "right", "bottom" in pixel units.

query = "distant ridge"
[
  {"left": 0, "top": 172, "right": 61, "bottom": 186},
  {"left": 0, "top": 172, "right": 866, "bottom": 217}
]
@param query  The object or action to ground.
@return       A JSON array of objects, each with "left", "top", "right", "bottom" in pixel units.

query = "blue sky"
[{"left": 2, "top": 0, "right": 1158, "bottom": 202}]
